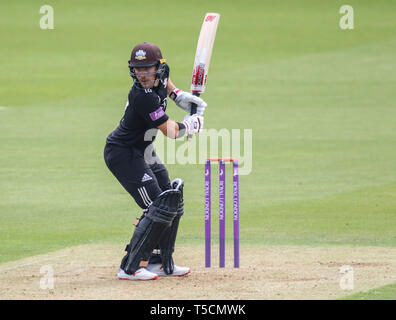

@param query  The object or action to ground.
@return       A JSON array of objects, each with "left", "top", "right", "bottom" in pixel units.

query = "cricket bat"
[{"left": 188, "top": 12, "right": 220, "bottom": 140}]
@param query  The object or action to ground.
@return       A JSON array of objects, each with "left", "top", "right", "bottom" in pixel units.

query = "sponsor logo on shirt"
[{"left": 149, "top": 107, "right": 165, "bottom": 121}]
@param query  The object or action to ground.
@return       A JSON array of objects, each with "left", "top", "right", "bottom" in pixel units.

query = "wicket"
[{"left": 205, "top": 158, "right": 240, "bottom": 268}]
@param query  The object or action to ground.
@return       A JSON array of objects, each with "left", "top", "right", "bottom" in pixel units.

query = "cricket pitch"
[{"left": 0, "top": 244, "right": 395, "bottom": 300}]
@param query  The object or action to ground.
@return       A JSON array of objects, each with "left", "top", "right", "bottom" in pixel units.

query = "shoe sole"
[
  {"left": 157, "top": 269, "right": 191, "bottom": 277},
  {"left": 118, "top": 275, "right": 158, "bottom": 281}
]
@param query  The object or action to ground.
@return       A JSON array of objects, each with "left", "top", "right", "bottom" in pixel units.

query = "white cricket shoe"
[
  {"left": 146, "top": 263, "right": 191, "bottom": 277},
  {"left": 117, "top": 267, "right": 158, "bottom": 281}
]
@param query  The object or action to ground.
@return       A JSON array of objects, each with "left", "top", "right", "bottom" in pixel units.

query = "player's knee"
[
  {"left": 171, "top": 178, "right": 184, "bottom": 192},
  {"left": 147, "top": 189, "right": 182, "bottom": 222}
]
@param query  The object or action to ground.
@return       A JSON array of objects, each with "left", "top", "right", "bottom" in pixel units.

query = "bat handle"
[{"left": 187, "top": 92, "right": 200, "bottom": 141}]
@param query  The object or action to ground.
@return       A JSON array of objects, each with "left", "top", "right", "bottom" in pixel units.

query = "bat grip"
[
  {"left": 190, "top": 102, "right": 197, "bottom": 115},
  {"left": 187, "top": 92, "right": 200, "bottom": 141}
]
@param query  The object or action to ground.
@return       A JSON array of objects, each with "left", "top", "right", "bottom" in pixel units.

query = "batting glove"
[
  {"left": 182, "top": 114, "right": 204, "bottom": 135},
  {"left": 170, "top": 88, "right": 207, "bottom": 116}
]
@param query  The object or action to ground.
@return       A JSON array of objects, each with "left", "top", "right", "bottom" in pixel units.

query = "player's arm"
[
  {"left": 157, "top": 119, "right": 180, "bottom": 139},
  {"left": 158, "top": 116, "right": 203, "bottom": 139},
  {"left": 134, "top": 90, "right": 203, "bottom": 139},
  {"left": 167, "top": 78, "right": 177, "bottom": 96},
  {"left": 167, "top": 77, "right": 207, "bottom": 116}
]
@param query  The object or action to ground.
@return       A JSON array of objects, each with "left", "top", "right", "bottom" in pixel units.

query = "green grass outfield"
[
  {"left": 1, "top": 0, "right": 395, "bottom": 299},
  {"left": 341, "top": 283, "right": 396, "bottom": 300}
]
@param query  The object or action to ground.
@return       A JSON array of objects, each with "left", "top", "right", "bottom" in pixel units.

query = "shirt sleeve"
[{"left": 132, "top": 91, "right": 169, "bottom": 128}]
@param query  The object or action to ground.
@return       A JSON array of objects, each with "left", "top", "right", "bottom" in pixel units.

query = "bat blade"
[
  {"left": 188, "top": 13, "right": 220, "bottom": 141},
  {"left": 190, "top": 13, "right": 220, "bottom": 94}
]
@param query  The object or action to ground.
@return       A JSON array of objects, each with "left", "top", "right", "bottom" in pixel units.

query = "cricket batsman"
[{"left": 104, "top": 42, "right": 206, "bottom": 280}]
